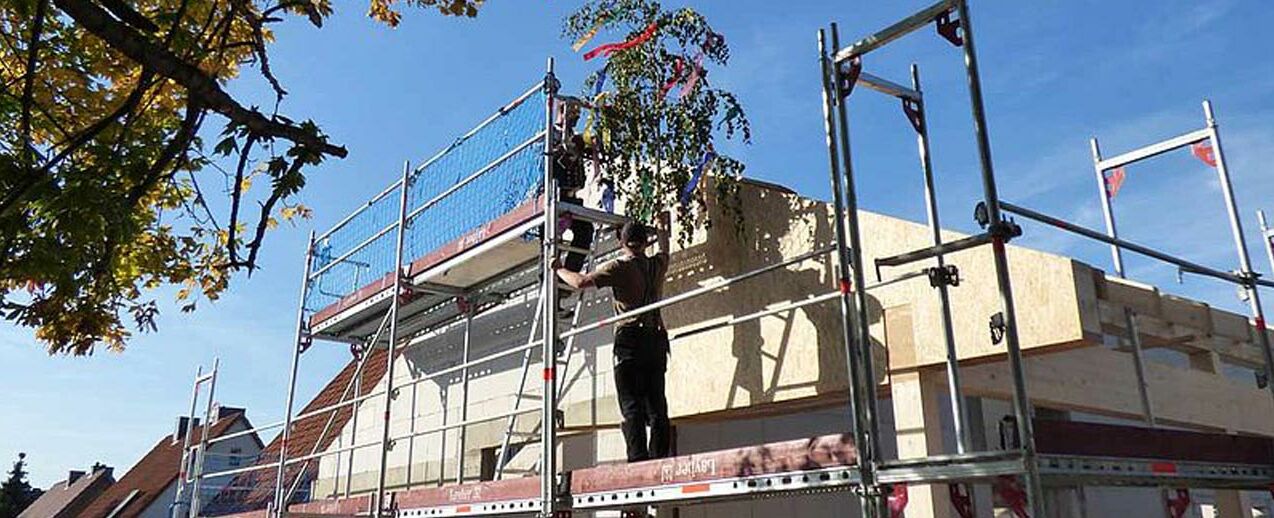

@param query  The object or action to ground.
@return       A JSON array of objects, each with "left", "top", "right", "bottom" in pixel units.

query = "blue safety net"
[{"left": 306, "top": 86, "right": 546, "bottom": 313}]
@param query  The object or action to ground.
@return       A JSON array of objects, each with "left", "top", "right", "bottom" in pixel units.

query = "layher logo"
[
  {"left": 659, "top": 455, "right": 718, "bottom": 484},
  {"left": 447, "top": 484, "right": 485, "bottom": 502}
]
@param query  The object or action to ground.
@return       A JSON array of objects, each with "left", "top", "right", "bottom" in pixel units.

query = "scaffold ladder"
[{"left": 494, "top": 227, "right": 605, "bottom": 479}]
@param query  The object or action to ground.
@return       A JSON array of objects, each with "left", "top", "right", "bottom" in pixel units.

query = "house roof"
[
  {"left": 202, "top": 349, "right": 389, "bottom": 515},
  {"left": 19, "top": 466, "right": 115, "bottom": 518},
  {"left": 78, "top": 410, "right": 254, "bottom": 518}
]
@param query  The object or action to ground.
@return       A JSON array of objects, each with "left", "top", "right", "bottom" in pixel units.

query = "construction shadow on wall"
[{"left": 663, "top": 181, "right": 885, "bottom": 411}]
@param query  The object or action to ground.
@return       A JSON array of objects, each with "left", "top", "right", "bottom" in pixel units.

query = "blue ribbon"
[
  {"left": 594, "top": 67, "right": 608, "bottom": 96},
  {"left": 680, "top": 150, "right": 716, "bottom": 205}
]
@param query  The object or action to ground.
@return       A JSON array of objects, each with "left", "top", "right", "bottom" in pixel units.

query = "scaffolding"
[{"left": 177, "top": 2, "right": 1274, "bottom": 517}]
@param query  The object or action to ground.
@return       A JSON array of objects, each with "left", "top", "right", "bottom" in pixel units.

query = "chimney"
[
  {"left": 172, "top": 416, "right": 201, "bottom": 444},
  {"left": 215, "top": 405, "right": 244, "bottom": 422},
  {"left": 67, "top": 470, "right": 85, "bottom": 485}
]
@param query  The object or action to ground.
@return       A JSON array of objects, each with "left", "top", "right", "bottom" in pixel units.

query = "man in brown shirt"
[{"left": 555, "top": 212, "right": 671, "bottom": 462}]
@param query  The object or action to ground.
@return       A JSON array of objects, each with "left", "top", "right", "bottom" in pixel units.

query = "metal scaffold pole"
[
  {"left": 1089, "top": 138, "right": 1157, "bottom": 426},
  {"left": 829, "top": 23, "right": 887, "bottom": 515},
  {"left": 908, "top": 64, "right": 972, "bottom": 453},
  {"left": 190, "top": 358, "right": 219, "bottom": 517},
  {"left": 272, "top": 231, "right": 317, "bottom": 517},
  {"left": 950, "top": 0, "right": 1044, "bottom": 513},
  {"left": 539, "top": 56, "right": 561, "bottom": 518},
  {"left": 172, "top": 366, "right": 204, "bottom": 518},
  {"left": 374, "top": 160, "right": 413, "bottom": 516},
  {"left": 818, "top": 27, "right": 878, "bottom": 518},
  {"left": 1204, "top": 100, "right": 1274, "bottom": 409},
  {"left": 455, "top": 302, "right": 474, "bottom": 483}
]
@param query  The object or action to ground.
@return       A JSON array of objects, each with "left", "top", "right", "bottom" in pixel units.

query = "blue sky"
[{"left": 4, "top": 0, "right": 1274, "bottom": 488}]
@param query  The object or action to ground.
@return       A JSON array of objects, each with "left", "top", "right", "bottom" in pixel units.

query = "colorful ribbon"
[
  {"left": 584, "top": 21, "right": 659, "bottom": 61},
  {"left": 680, "top": 149, "right": 715, "bottom": 205},
  {"left": 572, "top": 15, "right": 610, "bottom": 52},
  {"left": 660, "top": 57, "right": 686, "bottom": 97},
  {"left": 678, "top": 53, "right": 705, "bottom": 100}
]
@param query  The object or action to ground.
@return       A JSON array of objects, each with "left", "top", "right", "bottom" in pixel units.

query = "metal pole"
[
  {"left": 1090, "top": 138, "right": 1157, "bottom": 426},
  {"left": 818, "top": 27, "right": 876, "bottom": 518},
  {"left": 190, "top": 358, "right": 219, "bottom": 517},
  {"left": 539, "top": 57, "right": 561, "bottom": 518},
  {"left": 272, "top": 231, "right": 316, "bottom": 517},
  {"left": 374, "top": 160, "right": 412, "bottom": 516},
  {"left": 1258, "top": 211, "right": 1274, "bottom": 286},
  {"left": 1204, "top": 100, "right": 1274, "bottom": 408},
  {"left": 910, "top": 64, "right": 971, "bottom": 454},
  {"left": 950, "top": 1, "right": 1044, "bottom": 514},
  {"left": 345, "top": 357, "right": 361, "bottom": 499},
  {"left": 173, "top": 367, "right": 203, "bottom": 518},
  {"left": 830, "top": 25, "right": 887, "bottom": 515},
  {"left": 455, "top": 304, "right": 474, "bottom": 484}
]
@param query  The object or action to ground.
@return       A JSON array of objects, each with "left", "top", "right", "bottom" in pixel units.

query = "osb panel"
[{"left": 961, "top": 345, "right": 1274, "bottom": 435}]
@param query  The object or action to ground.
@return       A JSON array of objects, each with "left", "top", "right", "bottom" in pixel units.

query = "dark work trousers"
[
  {"left": 561, "top": 195, "right": 594, "bottom": 272},
  {"left": 613, "top": 326, "right": 671, "bottom": 462}
]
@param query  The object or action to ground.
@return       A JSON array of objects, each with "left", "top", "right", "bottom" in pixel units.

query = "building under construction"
[{"left": 169, "top": 2, "right": 1274, "bottom": 517}]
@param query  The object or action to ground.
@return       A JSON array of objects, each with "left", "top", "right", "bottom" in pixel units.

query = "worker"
[
  {"left": 551, "top": 97, "right": 594, "bottom": 274},
  {"left": 554, "top": 211, "right": 672, "bottom": 462}
]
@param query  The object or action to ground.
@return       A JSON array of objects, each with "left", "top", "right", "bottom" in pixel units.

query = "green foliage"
[
  {"left": 0, "top": 0, "right": 481, "bottom": 354},
  {"left": 563, "top": 0, "right": 750, "bottom": 240},
  {"left": 0, "top": 453, "right": 42, "bottom": 518}
]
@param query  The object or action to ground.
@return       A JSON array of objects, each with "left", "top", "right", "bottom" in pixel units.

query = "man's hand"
[{"left": 655, "top": 210, "right": 671, "bottom": 255}]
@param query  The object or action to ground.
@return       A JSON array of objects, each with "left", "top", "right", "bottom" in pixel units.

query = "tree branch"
[
  {"left": 226, "top": 133, "right": 259, "bottom": 265},
  {"left": 19, "top": 0, "right": 48, "bottom": 167},
  {"left": 51, "top": 0, "right": 348, "bottom": 158}
]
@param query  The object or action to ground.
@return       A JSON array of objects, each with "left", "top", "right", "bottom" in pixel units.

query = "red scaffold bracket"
[
  {"left": 1166, "top": 489, "right": 1191, "bottom": 518},
  {"left": 993, "top": 475, "right": 1029, "bottom": 518},
  {"left": 935, "top": 10, "right": 964, "bottom": 47},
  {"left": 888, "top": 484, "right": 909, "bottom": 518},
  {"left": 839, "top": 278, "right": 852, "bottom": 294},
  {"left": 949, "top": 483, "right": 975, "bottom": 518}
]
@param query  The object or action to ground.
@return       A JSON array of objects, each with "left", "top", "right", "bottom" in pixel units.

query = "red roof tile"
[
  {"left": 203, "top": 350, "right": 389, "bottom": 515},
  {"left": 79, "top": 411, "right": 253, "bottom": 518},
  {"left": 19, "top": 466, "right": 115, "bottom": 518}
]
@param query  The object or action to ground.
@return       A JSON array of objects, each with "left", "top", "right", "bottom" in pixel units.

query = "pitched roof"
[
  {"left": 202, "top": 349, "right": 389, "bottom": 515},
  {"left": 78, "top": 411, "right": 253, "bottom": 518},
  {"left": 19, "top": 466, "right": 115, "bottom": 518}
]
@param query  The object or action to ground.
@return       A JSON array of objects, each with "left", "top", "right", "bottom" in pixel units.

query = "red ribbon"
[
  {"left": 993, "top": 476, "right": 1029, "bottom": 518},
  {"left": 887, "top": 485, "right": 909, "bottom": 518},
  {"left": 1192, "top": 141, "right": 1217, "bottom": 167},
  {"left": 1104, "top": 167, "right": 1126, "bottom": 199},
  {"left": 583, "top": 21, "right": 659, "bottom": 61},
  {"left": 660, "top": 57, "right": 685, "bottom": 97},
  {"left": 1166, "top": 489, "right": 1190, "bottom": 518}
]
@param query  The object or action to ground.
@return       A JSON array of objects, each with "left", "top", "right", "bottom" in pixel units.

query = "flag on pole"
[
  {"left": 1192, "top": 141, "right": 1217, "bottom": 167},
  {"left": 1104, "top": 167, "right": 1126, "bottom": 199},
  {"left": 584, "top": 21, "right": 659, "bottom": 61}
]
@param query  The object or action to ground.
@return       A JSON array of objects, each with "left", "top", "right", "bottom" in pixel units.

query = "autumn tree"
[
  {"left": 563, "top": 0, "right": 750, "bottom": 237},
  {"left": 0, "top": 0, "right": 481, "bottom": 354},
  {"left": 0, "top": 453, "right": 41, "bottom": 518}
]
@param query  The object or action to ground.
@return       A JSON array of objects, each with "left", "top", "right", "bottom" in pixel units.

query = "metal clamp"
[
  {"left": 975, "top": 202, "right": 1023, "bottom": 243},
  {"left": 949, "top": 483, "right": 974, "bottom": 518},
  {"left": 298, "top": 326, "right": 314, "bottom": 354},
  {"left": 837, "top": 57, "right": 863, "bottom": 99},
  {"left": 989, "top": 312, "right": 1006, "bottom": 345},
  {"left": 901, "top": 98, "right": 925, "bottom": 134},
  {"left": 927, "top": 264, "right": 960, "bottom": 288},
  {"left": 935, "top": 10, "right": 964, "bottom": 47}
]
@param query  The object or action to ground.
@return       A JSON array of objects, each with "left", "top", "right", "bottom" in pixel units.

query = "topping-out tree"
[{"left": 564, "top": 0, "right": 750, "bottom": 239}]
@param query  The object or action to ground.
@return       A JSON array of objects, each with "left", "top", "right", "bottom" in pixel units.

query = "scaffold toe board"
[
  {"left": 1033, "top": 419, "right": 1274, "bottom": 489},
  {"left": 393, "top": 477, "right": 542, "bottom": 517}
]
